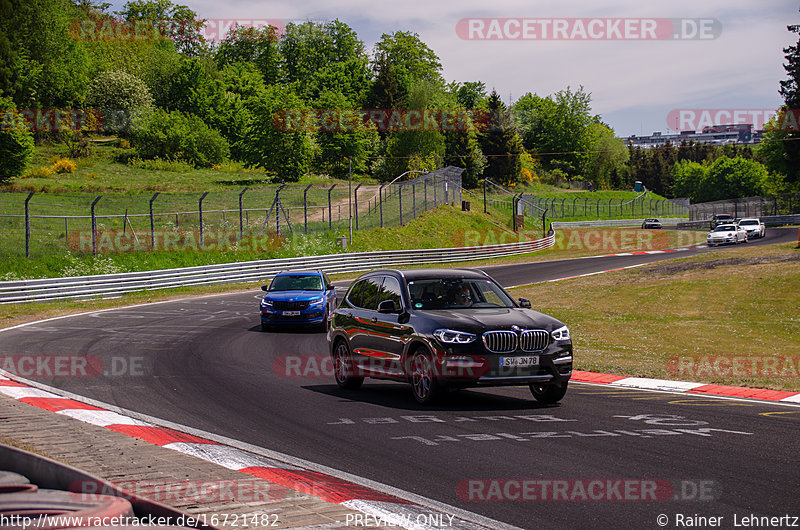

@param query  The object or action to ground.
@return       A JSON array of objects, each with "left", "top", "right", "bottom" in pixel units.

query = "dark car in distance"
[
  {"left": 260, "top": 270, "right": 337, "bottom": 332},
  {"left": 328, "top": 269, "right": 573, "bottom": 404}
]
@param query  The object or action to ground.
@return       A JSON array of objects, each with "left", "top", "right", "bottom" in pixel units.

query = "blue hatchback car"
[{"left": 260, "top": 270, "right": 337, "bottom": 332}]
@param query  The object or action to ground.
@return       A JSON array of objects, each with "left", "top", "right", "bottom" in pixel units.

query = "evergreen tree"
[{"left": 478, "top": 91, "right": 523, "bottom": 186}]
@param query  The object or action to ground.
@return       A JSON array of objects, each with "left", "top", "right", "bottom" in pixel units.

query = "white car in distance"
[
  {"left": 737, "top": 218, "right": 766, "bottom": 239},
  {"left": 707, "top": 224, "right": 748, "bottom": 246}
]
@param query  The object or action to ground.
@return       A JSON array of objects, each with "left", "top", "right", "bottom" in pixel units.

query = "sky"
[{"left": 109, "top": 0, "right": 798, "bottom": 137}]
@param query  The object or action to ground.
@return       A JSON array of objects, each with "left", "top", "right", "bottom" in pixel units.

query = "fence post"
[
  {"left": 303, "top": 184, "right": 312, "bottom": 234},
  {"left": 91, "top": 196, "right": 102, "bottom": 255},
  {"left": 149, "top": 192, "right": 160, "bottom": 249},
  {"left": 24, "top": 191, "right": 34, "bottom": 258},
  {"left": 424, "top": 178, "right": 429, "bottom": 212},
  {"left": 483, "top": 179, "right": 487, "bottom": 213},
  {"left": 199, "top": 191, "right": 209, "bottom": 247},
  {"left": 379, "top": 185, "right": 385, "bottom": 228},
  {"left": 399, "top": 183, "right": 404, "bottom": 225},
  {"left": 64, "top": 217, "right": 68, "bottom": 241},
  {"left": 327, "top": 184, "right": 336, "bottom": 231},
  {"left": 238, "top": 187, "right": 247, "bottom": 241},
  {"left": 354, "top": 183, "right": 362, "bottom": 230},
  {"left": 275, "top": 185, "right": 285, "bottom": 236},
  {"left": 561, "top": 198, "right": 566, "bottom": 218},
  {"left": 412, "top": 183, "right": 417, "bottom": 219},
  {"left": 433, "top": 174, "right": 437, "bottom": 204}
]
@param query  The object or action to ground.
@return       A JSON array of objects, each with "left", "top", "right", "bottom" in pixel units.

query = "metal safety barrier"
[{"left": 0, "top": 234, "right": 556, "bottom": 304}]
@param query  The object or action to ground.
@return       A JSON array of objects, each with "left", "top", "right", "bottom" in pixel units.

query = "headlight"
[
  {"left": 434, "top": 329, "right": 476, "bottom": 344},
  {"left": 551, "top": 325, "right": 570, "bottom": 341},
  {"left": 260, "top": 298, "right": 273, "bottom": 306},
  {"left": 308, "top": 297, "right": 325, "bottom": 306}
]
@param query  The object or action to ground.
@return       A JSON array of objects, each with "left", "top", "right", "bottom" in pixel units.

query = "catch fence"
[{"left": 0, "top": 167, "right": 464, "bottom": 257}]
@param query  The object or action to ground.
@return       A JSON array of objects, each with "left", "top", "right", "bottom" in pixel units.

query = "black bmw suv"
[{"left": 328, "top": 268, "right": 573, "bottom": 404}]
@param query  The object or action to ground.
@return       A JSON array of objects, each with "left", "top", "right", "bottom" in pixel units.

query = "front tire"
[
  {"left": 529, "top": 381, "right": 568, "bottom": 404},
  {"left": 319, "top": 306, "right": 330, "bottom": 332},
  {"left": 333, "top": 340, "right": 363, "bottom": 390},
  {"left": 409, "top": 349, "right": 440, "bottom": 405}
]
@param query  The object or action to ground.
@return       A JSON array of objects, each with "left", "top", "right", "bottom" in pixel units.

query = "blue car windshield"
[{"left": 269, "top": 275, "right": 323, "bottom": 291}]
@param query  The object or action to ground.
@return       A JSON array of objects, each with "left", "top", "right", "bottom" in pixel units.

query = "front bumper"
[
  {"left": 261, "top": 309, "right": 325, "bottom": 324},
  {"left": 434, "top": 344, "right": 573, "bottom": 388}
]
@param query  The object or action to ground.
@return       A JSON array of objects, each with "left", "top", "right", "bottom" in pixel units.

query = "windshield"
[
  {"left": 407, "top": 278, "right": 515, "bottom": 310},
  {"left": 713, "top": 225, "right": 736, "bottom": 232},
  {"left": 269, "top": 274, "right": 323, "bottom": 291},
  {"left": 739, "top": 220, "right": 758, "bottom": 226}
]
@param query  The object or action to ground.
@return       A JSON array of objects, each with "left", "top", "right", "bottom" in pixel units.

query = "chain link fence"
[
  {"left": 481, "top": 179, "right": 688, "bottom": 221},
  {"left": 0, "top": 167, "right": 464, "bottom": 257},
  {"left": 688, "top": 192, "right": 800, "bottom": 220}
]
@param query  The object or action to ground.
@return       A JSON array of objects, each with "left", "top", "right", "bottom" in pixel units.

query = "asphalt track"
[{"left": 1, "top": 228, "right": 798, "bottom": 529}]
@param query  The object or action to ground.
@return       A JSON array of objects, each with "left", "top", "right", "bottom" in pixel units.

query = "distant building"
[{"left": 624, "top": 124, "right": 764, "bottom": 148}]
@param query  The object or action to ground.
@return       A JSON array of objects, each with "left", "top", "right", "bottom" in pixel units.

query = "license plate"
[
  {"left": 282, "top": 311, "right": 301, "bottom": 316},
  {"left": 500, "top": 356, "right": 539, "bottom": 367}
]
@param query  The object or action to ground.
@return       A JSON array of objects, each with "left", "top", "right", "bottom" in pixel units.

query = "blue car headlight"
[
  {"left": 551, "top": 325, "right": 570, "bottom": 341},
  {"left": 308, "top": 297, "right": 325, "bottom": 307},
  {"left": 260, "top": 298, "right": 273, "bottom": 307},
  {"left": 434, "top": 329, "right": 477, "bottom": 344}
]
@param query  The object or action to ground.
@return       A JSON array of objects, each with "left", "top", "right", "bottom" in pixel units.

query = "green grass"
[
  {"left": 512, "top": 242, "right": 800, "bottom": 392},
  {"left": 5, "top": 143, "right": 377, "bottom": 194}
]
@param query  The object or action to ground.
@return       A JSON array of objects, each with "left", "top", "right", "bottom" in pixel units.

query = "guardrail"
[
  {"left": 676, "top": 220, "right": 713, "bottom": 230},
  {"left": 762, "top": 214, "right": 800, "bottom": 227},
  {"left": 552, "top": 218, "right": 687, "bottom": 229},
  {"left": 0, "top": 234, "right": 556, "bottom": 304},
  {"left": 677, "top": 214, "right": 800, "bottom": 231}
]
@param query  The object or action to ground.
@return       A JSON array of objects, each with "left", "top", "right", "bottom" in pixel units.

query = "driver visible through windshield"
[{"left": 407, "top": 278, "right": 514, "bottom": 310}]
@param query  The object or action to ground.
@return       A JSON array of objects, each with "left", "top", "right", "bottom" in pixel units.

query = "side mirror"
[
  {"left": 518, "top": 298, "right": 532, "bottom": 309},
  {"left": 261, "top": 285, "right": 269, "bottom": 291},
  {"left": 377, "top": 299, "right": 399, "bottom": 314}
]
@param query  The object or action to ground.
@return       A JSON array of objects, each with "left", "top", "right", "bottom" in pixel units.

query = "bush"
[
  {"left": 23, "top": 166, "right": 54, "bottom": 179},
  {"left": 51, "top": 157, "right": 77, "bottom": 173},
  {"left": 131, "top": 109, "right": 230, "bottom": 167},
  {"left": 86, "top": 70, "right": 154, "bottom": 135},
  {"left": 0, "top": 98, "right": 35, "bottom": 183}
]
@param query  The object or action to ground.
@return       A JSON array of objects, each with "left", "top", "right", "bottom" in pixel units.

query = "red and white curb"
[
  {"left": 0, "top": 370, "right": 516, "bottom": 530},
  {"left": 571, "top": 370, "right": 800, "bottom": 403},
  {"left": 507, "top": 244, "right": 709, "bottom": 287}
]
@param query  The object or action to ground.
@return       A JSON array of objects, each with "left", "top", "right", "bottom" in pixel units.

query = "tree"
[
  {"left": 0, "top": 0, "right": 91, "bottom": 107},
  {"left": 86, "top": 70, "right": 154, "bottom": 134},
  {"left": 672, "top": 160, "right": 708, "bottom": 201},
  {"left": 513, "top": 87, "right": 597, "bottom": 178},
  {"left": 371, "top": 32, "right": 444, "bottom": 95},
  {"left": 447, "top": 81, "right": 487, "bottom": 109},
  {"left": 215, "top": 24, "right": 281, "bottom": 85},
  {"left": 280, "top": 20, "right": 370, "bottom": 102},
  {"left": 313, "top": 90, "right": 378, "bottom": 178},
  {"left": 583, "top": 123, "right": 629, "bottom": 189},
  {"left": 672, "top": 156, "right": 768, "bottom": 202},
  {"left": 366, "top": 56, "right": 405, "bottom": 111},
  {"left": 444, "top": 125, "right": 486, "bottom": 188},
  {"left": 478, "top": 90, "right": 523, "bottom": 186},
  {"left": 0, "top": 97, "right": 34, "bottom": 183},
  {"left": 758, "top": 17, "right": 800, "bottom": 190},
  {"left": 116, "top": 0, "right": 206, "bottom": 56},
  {"left": 241, "top": 85, "right": 314, "bottom": 181},
  {"left": 380, "top": 81, "right": 449, "bottom": 180},
  {"left": 131, "top": 108, "right": 229, "bottom": 167}
]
